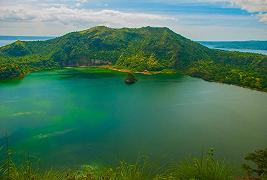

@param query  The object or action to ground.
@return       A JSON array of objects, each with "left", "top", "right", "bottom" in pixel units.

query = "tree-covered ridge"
[{"left": 0, "top": 26, "right": 266, "bottom": 92}]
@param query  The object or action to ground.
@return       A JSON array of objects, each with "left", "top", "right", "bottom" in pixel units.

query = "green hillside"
[{"left": 0, "top": 26, "right": 266, "bottom": 91}]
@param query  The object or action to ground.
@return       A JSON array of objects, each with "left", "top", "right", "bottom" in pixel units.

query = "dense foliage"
[
  {"left": 243, "top": 148, "right": 267, "bottom": 178},
  {"left": 0, "top": 26, "right": 266, "bottom": 92}
]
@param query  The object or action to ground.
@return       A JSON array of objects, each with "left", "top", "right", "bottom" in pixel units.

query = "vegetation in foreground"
[
  {"left": 0, "top": 26, "right": 266, "bottom": 92},
  {"left": 1, "top": 145, "right": 267, "bottom": 180}
]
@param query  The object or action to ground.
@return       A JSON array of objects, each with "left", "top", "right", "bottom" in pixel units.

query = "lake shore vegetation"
[{"left": 1, "top": 144, "right": 266, "bottom": 180}]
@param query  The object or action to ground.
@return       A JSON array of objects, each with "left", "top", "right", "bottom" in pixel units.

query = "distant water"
[
  {"left": 0, "top": 68, "right": 266, "bottom": 169},
  {"left": 218, "top": 48, "right": 267, "bottom": 55},
  {"left": 0, "top": 36, "right": 54, "bottom": 46},
  {"left": 202, "top": 44, "right": 267, "bottom": 55}
]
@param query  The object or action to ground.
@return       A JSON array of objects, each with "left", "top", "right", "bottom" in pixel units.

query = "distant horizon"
[
  {"left": 0, "top": 26, "right": 266, "bottom": 42},
  {"left": 1, "top": 32, "right": 265, "bottom": 42},
  {"left": 0, "top": 35, "right": 266, "bottom": 42}
]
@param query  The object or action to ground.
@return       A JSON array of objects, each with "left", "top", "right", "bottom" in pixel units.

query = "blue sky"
[{"left": 0, "top": 0, "right": 266, "bottom": 40}]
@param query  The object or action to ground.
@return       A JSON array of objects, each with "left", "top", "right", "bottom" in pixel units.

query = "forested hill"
[{"left": 0, "top": 26, "right": 266, "bottom": 92}]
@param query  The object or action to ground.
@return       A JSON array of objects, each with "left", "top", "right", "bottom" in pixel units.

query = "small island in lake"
[{"left": 124, "top": 73, "right": 138, "bottom": 84}]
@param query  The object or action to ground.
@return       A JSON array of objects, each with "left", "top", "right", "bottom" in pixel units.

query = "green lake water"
[{"left": 0, "top": 67, "right": 267, "bottom": 169}]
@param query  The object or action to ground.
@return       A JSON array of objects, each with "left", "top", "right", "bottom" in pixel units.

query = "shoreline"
[
  {"left": 96, "top": 65, "right": 176, "bottom": 75},
  {"left": 100, "top": 66, "right": 160, "bottom": 75},
  {"left": 65, "top": 65, "right": 176, "bottom": 75},
  {"left": 2, "top": 66, "right": 266, "bottom": 93}
]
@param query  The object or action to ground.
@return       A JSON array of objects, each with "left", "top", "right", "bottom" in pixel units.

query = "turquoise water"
[
  {"left": 202, "top": 44, "right": 267, "bottom": 55},
  {"left": 0, "top": 68, "right": 267, "bottom": 168}
]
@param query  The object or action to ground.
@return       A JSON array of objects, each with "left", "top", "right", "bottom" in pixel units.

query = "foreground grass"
[
  {"left": 0, "top": 149, "right": 233, "bottom": 180},
  {"left": 1, "top": 147, "right": 266, "bottom": 180}
]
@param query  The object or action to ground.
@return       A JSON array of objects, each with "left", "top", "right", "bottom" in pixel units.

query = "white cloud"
[
  {"left": 0, "top": 0, "right": 266, "bottom": 39},
  {"left": 75, "top": 0, "right": 88, "bottom": 7},
  {"left": 76, "top": 0, "right": 89, "bottom": 3},
  {"left": 0, "top": 5, "right": 174, "bottom": 27},
  {"left": 258, "top": 13, "right": 267, "bottom": 23},
  {"left": 231, "top": 0, "right": 267, "bottom": 12},
  {"left": 231, "top": 0, "right": 267, "bottom": 23}
]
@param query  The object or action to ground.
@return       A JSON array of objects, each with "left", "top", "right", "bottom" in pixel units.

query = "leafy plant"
[
  {"left": 243, "top": 148, "right": 267, "bottom": 179},
  {"left": 0, "top": 138, "right": 19, "bottom": 180}
]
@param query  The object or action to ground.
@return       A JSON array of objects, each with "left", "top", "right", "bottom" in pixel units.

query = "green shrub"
[
  {"left": 169, "top": 149, "right": 234, "bottom": 180},
  {"left": 243, "top": 148, "right": 267, "bottom": 179}
]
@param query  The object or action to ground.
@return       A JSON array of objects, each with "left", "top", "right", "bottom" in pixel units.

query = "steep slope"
[{"left": 0, "top": 26, "right": 266, "bottom": 91}]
